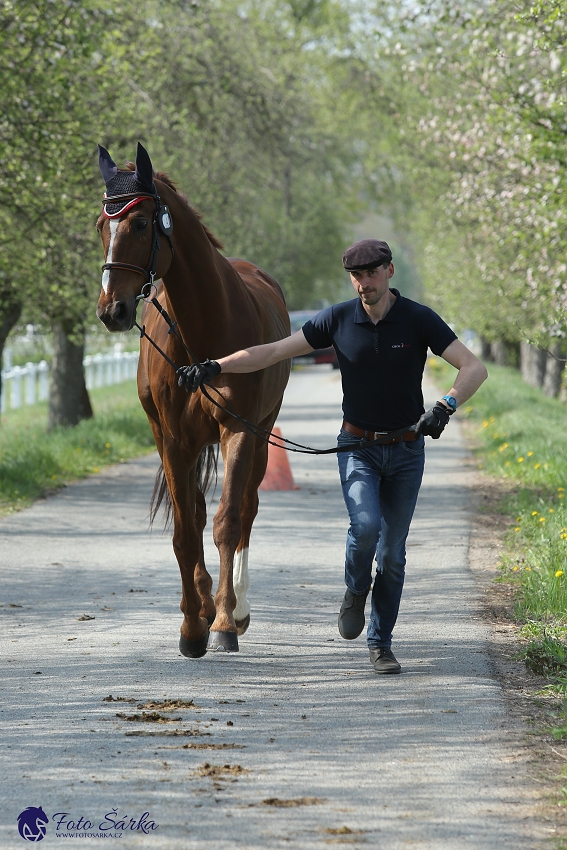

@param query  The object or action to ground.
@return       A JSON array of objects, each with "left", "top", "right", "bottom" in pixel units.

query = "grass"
[
  {"left": 0, "top": 381, "right": 155, "bottom": 515},
  {"left": 428, "top": 356, "right": 567, "bottom": 617}
]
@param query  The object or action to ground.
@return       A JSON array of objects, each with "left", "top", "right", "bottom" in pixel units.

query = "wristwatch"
[{"left": 442, "top": 395, "right": 457, "bottom": 412}]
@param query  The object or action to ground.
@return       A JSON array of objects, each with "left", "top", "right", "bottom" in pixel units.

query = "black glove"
[
  {"left": 415, "top": 402, "right": 453, "bottom": 439},
  {"left": 177, "top": 359, "right": 221, "bottom": 393}
]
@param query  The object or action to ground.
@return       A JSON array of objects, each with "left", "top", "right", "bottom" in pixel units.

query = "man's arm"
[
  {"left": 177, "top": 330, "right": 315, "bottom": 393},
  {"left": 438, "top": 339, "right": 488, "bottom": 407},
  {"left": 414, "top": 340, "right": 487, "bottom": 438},
  {"left": 217, "top": 330, "right": 314, "bottom": 373}
]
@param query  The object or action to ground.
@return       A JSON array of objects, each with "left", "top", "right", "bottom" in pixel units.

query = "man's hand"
[
  {"left": 415, "top": 402, "right": 453, "bottom": 439},
  {"left": 177, "top": 359, "right": 221, "bottom": 393}
]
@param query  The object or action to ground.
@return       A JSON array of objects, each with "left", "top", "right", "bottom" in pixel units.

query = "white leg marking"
[
  {"left": 233, "top": 547, "right": 250, "bottom": 621},
  {"left": 101, "top": 220, "right": 119, "bottom": 294}
]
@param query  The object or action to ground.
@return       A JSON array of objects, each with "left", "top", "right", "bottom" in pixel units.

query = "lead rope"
[{"left": 135, "top": 288, "right": 418, "bottom": 455}]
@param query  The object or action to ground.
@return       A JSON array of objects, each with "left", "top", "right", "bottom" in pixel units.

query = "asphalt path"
[{"left": 0, "top": 367, "right": 548, "bottom": 849}]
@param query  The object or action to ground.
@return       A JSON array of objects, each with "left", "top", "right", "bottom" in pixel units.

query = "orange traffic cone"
[{"left": 259, "top": 427, "right": 300, "bottom": 491}]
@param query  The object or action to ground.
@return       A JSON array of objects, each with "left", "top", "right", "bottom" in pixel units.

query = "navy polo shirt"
[{"left": 302, "top": 289, "right": 457, "bottom": 431}]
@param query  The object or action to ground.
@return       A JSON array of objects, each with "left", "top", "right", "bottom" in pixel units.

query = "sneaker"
[
  {"left": 369, "top": 647, "right": 401, "bottom": 674},
  {"left": 338, "top": 588, "right": 368, "bottom": 640}
]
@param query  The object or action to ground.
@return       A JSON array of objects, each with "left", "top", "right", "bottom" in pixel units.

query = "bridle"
[{"left": 101, "top": 191, "right": 174, "bottom": 284}]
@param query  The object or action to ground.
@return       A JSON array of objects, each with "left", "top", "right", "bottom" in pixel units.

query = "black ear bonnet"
[{"left": 98, "top": 142, "right": 173, "bottom": 236}]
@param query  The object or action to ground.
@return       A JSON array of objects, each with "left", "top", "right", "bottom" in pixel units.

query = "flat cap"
[{"left": 342, "top": 239, "right": 392, "bottom": 271}]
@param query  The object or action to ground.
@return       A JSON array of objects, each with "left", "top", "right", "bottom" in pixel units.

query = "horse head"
[{"left": 96, "top": 143, "right": 174, "bottom": 332}]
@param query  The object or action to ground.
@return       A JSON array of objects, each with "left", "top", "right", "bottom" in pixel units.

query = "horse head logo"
[{"left": 17, "top": 807, "right": 48, "bottom": 842}]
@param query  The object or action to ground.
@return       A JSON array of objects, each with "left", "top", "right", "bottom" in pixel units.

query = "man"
[{"left": 179, "top": 239, "right": 488, "bottom": 674}]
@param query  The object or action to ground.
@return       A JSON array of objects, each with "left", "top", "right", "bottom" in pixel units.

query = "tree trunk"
[
  {"left": 490, "top": 340, "right": 519, "bottom": 368},
  {"left": 480, "top": 337, "right": 493, "bottom": 362},
  {"left": 520, "top": 341, "right": 547, "bottom": 388},
  {"left": 0, "top": 283, "right": 22, "bottom": 418},
  {"left": 48, "top": 323, "right": 93, "bottom": 429},
  {"left": 542, "top": 342, "right": 566, "bottom": 398}
]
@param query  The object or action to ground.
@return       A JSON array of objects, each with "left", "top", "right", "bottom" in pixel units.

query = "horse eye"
[{"left": 133, "top": 218, "right": 148, "bottom": 231}]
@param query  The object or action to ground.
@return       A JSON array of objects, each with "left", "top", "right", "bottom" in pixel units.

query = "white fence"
[{"left": 0, "top": 349, "right": 139, "bottom": 414}]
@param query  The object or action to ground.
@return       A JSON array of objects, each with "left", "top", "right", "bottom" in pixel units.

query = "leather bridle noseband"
[{"left": 101, "top": 191, "right": 174, "bottom": 284}]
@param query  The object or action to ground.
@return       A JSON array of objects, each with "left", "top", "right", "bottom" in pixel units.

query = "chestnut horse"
[{"left": 95, "top": 143, "right": 291, "bottom": 657}]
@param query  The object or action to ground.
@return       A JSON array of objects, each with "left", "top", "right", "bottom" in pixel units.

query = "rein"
[
  {"left": 100, "top": 187, "right": 417, "bottom": 454},
  {"left": 135, "top": 287, "right": 417, "bottom": 456}
]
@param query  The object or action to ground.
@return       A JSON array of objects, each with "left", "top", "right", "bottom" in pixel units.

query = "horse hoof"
[
  {"left": 179, "top": 630, "right": 209, "bottom": 658},
  {"left": 208, "top": 631, "right": 239, "bottom": 652},
  {"left": 235, "top": 614, "right": 250, "bottom": 636}
]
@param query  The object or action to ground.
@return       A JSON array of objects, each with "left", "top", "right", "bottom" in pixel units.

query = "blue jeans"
[{"left": 337, "top": 429, "right": 425, "bottom": 648}]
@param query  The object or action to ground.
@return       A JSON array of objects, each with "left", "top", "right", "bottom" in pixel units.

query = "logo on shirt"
[{"left": 391, "top": 343, "right": 411, "bottom": 349}]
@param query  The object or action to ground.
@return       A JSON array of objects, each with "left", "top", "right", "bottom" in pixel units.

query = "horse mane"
[{"left": 123, "top": 162, "right": 224, "bottom": 250}]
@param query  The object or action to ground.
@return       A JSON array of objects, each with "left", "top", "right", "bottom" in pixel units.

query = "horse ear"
[
  {"left": 98, "top": 145, "right": 118, "bottom": 183},
  {"left": 134, "top": 142, "right": 155, "bottom": 192}
]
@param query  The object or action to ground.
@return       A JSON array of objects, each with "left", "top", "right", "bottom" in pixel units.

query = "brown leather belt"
[{"left": 342, "top": 420, "right": 417, "bottom": 445}]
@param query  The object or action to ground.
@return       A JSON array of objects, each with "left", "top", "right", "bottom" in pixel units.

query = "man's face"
[{"left": 349, "top": 263, "right": 394, "bottom": 306}]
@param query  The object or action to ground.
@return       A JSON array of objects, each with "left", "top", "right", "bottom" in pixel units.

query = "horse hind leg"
[
  {"left": 233, "top": 545, "right": 251, "bottom": 636},
  {"left": 195, "top": 487, "right": 216, "bottom": 626}
]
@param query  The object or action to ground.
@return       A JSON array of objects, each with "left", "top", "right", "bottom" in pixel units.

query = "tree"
[
  {"left": 339, "top": 0, "right": 567, "bottom": 396},
  {"left": 2, "top": 0, "right": 362, "bottom": 435}
]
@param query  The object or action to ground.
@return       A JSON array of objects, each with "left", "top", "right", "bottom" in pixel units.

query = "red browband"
[{"left": 103, "top": 196, "right": 146, "bottom": 219}]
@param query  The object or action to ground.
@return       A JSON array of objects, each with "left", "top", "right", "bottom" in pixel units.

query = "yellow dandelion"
[
  {"left": 525, "top": 567, "right": 531, "bottom": 571},
  {"left": 527, "top": 451, "right": 534, "bottom": 457},
  {"left": 465, "top": 406, "right": 473, "bottom": 413},
  {"left": 516, "top": 517, "right": 522, "bottom": 522},
  {"left": 499, "top": 443, "right": 509, "bottom": 451},
  {"left": 105, "top": 443, "right": 111, "bottom": 448},
  {"left": 559, "top": 487, "right": 565, "bottom": 492},
  {"left": 482, "top": 421, "right": 489, "bottom": 428},
  {"left": 518, "top": 457, "right": 524, "bottom": 463},
  {"left": 512, "top": 566, "right": 519, "bottom": 571},
  {"left": 505, "top": 461, "right": 510, "bottom": 466},
  {"left": 560, "top": 533, "right": 567, "bottom": 540},
  {"left": 534, "top": 463, "right": 541, "bottom": 469},
  {"left": 556, "top": 570, "right": 564, "bottom": 578},
  {"left": 93, "top": 467, "right": 100, "bottom": 473},
  {"left": 539, "top": 517, "right": 546, "bottom": 523},
  {"left": 549, "top": 509, "right": 555, "bottom": 513},
  {"left": 532, "top": 511, "right": 539, "bottom": 516},
  {"left": 514, "top": 527, "right": 521, "bottom": 532},
  {"left": 560, "top": 494, "right": 565, "bottom": 499}
]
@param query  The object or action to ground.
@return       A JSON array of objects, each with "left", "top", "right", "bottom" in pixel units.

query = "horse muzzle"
[{"left": 96, "top": 295, "right": 137, "bottom": 332}]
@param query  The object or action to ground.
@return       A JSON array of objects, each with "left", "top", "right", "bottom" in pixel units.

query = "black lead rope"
[{"left": 135, "top": 295, "right": 418, "bottom": 455}]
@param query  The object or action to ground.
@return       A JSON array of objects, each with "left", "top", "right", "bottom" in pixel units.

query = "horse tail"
[
  {"left": 149, "top": 463, "right": 172, "bottom": 530},
  {"left": 196, "top": 444, "right": 219, "bottom": 498},
  {"left": 149, "top": 445, "right": 218, "bottom": 530}
]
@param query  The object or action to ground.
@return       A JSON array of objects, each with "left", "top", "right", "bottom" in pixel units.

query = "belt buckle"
[{"left": 373, "top": 431, "right": 388, "bottom": 441}]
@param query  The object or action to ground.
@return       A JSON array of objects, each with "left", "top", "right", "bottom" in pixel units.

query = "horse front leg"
[
  {"left": 208, "top": 430, "right": 255, "bottom": 652},
  {"left": 162, "top": 443, "right": 210, "bottom": 658}
]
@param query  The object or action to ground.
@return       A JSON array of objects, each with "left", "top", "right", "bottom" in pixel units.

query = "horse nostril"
[{"left": 112, "top": 301, "right": 129, "bottom": 323}]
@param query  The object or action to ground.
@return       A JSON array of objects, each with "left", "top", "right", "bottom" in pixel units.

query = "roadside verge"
[{"left": 428, "top": 357, "right": 567, "bottom": 844}]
